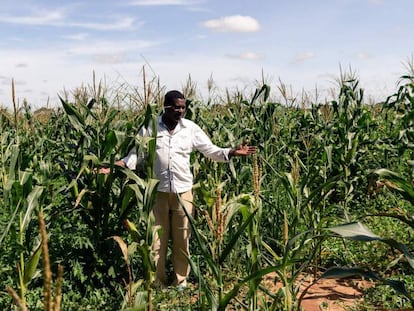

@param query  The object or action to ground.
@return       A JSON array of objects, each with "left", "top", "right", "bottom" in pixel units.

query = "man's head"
[
  {"left": 163, "top": 90, "right": 186, "bottom": 123},
  {"left": 164, "top": 90, "right": 184, "bottom": 107}
]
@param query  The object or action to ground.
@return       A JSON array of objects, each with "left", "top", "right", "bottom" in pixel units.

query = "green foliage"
[{"left": 1, "top": 72, "right": 414, "bottom": 310}]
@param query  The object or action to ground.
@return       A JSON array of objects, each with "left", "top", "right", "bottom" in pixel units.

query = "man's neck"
[{"left": 162, "top": 114, "right": 178, "bottom": 131}]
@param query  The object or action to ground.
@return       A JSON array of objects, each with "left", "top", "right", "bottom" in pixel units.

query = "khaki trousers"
[{"left": 152, "top": 191, "right": 193, "bottom": 286}]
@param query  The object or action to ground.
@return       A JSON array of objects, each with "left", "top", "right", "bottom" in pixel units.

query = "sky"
[{"left": 0, "top": 0, "right": 413, "bottom": 109}]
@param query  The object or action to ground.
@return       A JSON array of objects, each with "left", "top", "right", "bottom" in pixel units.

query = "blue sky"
[{"left": 0, "top": 0, "right": 413, "bottom": 108}]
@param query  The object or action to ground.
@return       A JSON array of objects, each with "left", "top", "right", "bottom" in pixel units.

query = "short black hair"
[{"left": 164, "top": 90, "right": 185, "bottom": 107}]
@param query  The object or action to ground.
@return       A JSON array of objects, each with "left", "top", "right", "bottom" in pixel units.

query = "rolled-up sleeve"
[
  {"left": 192, "top": 124, "right": 231, "bottom": 162},
  {"left": 121, "top": 148, "right": 138, "bottom": 169},
  {"left": 121, "top": 128, "right": 148, "bottom": 170}
]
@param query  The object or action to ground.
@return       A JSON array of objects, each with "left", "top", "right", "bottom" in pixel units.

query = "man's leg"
[
  {"left": 170, "top": 191, "right": 193, "bottom": 286},
  {"left": 152, "top": 191, "right": 170, "bottom": 286}
]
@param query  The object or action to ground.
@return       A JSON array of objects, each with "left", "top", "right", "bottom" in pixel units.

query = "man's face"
[{"left": 164, "top": 98, "right": 186, "bottom": 122}]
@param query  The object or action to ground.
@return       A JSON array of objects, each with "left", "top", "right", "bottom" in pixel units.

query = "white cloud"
[
  {"left": 291, "top": 52, "right": 315, "bottom": 64},
  {"left": 70, "top": 17, "right": 137, "bottom": 31},
  {"left": 0, "top": 9, "right": 64, "bottom": 25},
  {"left": 1, "top": 79, "right": 12, "bottom": 87},
  {"left": 63, "top": 33, "right": 89, "bottom": 41},
  {"left": 354, "top": 52, "right": 373, "bottom": 60},
  {"left": 0, "top": 10, "right": 138, "bottom": 31},
  {"left": 7, "top": 79, "right": 26, "bottom": 86},
  {"left": 147, "top": 55, "right": 264, "bottom": 96},
  {"left": 202, "top": 15, "right": 260, "bottom": 33},
  {"left": 226, "top": 52, "right": 262, "bottom": 60},
  {"left": 239, "top": 52, "right": 262, "bottom": 60},
  {"left": 0, "top": 1, "right": 410, "bottom": 109},
  {"left": 93, "top": 54, "right": 128, "bottom": 64},
  {"left": 66, "top": 39, "right": 158, "bottom": 56}
]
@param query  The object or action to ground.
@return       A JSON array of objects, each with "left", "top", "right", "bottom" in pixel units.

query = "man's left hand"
[{"left": 230, "top": 144, "right": 257, "bottom": 157}]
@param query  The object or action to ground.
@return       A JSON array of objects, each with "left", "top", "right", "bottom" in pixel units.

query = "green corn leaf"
[
  {"left": 374, "top": 168, "right": 414, "bottom": 205},
  {"left": 119, "top": 167, "right": 146, "bottom": 189},
  {"left": 23, "top": 243, "right": 42, "bottom": 285},
  {"left": 261, "top": 240, "right": 282, "bottom": 261},
  {"left": 219, "top": 207, "right": 258, "bottom": 264},
  {"left": 320, "top": 267, "right": 380, "bottom": 280},
  {"left": 365, "top": 212, "right": 414, "bottom": 230},
  {"left": 103, "top": 109, "right": 120, "bottom": 128},
  {"left": 102, "top": 130, "right": 118, "bottom": 158},
  {"left": 86, "top": 98, "right": 95, "bottom": 110},
  {"left": 120, "top": 185, "right": 139, "bottom": 219},
  {"left": 329, "top": 222, "right": 414, "bottom": 270},
  {"left": 143, "top": 178, "right": 159, "bottom": 214},
  {"left": 136, "top": 243, "right": 154, "bottom": 280},
  {"left": 6, "top": 144, "right": 19, "bottom": 188},
  {"left": 187, "top": 256, "right": 218, "bottom": 309},
  {"left": 324, "top": 145, "right": 333, "bottom": 169},
  {"left": 320, "top": 267, "right": 413, "bottom": 303},
  {"left": 127, "top": 183, "right": 144, "bottom": 203},
  {"left": 84, "top": 154, "right": 99, "bottom": 165},
  {"left": 60, "top": 96, "right": 85, "bottom": 126},
  {"left": 328, "top": 222, "right": 381, "bottom": 241},
  {"left": 113, "top": 130, "right": 127, "bottom": 147},
  {"left": 219, "top": 265, "right": 283, "bottom": 311},
  {"left": 19, "top": 170, "right": 32, "bottom": 187},
  {"left": 0, "top": 199, "right": 22, "bottom": 247},
  {"left": 381, "top": 238, "right": 414, "bottom": 270},
  {"left": 22, "top": 186, "right": 44, "bottom": 231},
  {"left": 124, "top": 220, "right": 155, "bottom": 273},
  {"left": 177, "top": 194, "right": 219, "bottom": 279},
  {"left": 60, "top": 97, "right": 91, "bottom": 140}
]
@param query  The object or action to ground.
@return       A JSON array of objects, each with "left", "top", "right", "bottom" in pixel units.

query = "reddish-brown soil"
[
  {"left": 263, "top": 273, "right": 374, "bottom": 311},
  {"left": 300, "top": 277, "right": 373, "bottom": 310}
]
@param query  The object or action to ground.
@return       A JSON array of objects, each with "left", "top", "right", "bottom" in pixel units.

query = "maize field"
[{"left": 1, "top": 69, "right": 414, "bottom": 310}]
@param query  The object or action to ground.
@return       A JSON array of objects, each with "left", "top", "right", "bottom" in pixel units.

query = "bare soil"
[
  {"left": 263, "top": 273, "right": 375, "bottom": 311},
  {"left": 300, "top": 277, "right": 373, "bottom": 310}
]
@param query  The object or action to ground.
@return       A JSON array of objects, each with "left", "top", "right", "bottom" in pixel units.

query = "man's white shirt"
[{"left": 122, "top": 116, "right": 231, "bottom": 193}]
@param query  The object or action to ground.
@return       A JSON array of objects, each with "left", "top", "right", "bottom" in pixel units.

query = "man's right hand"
[
  {"left": 98, "top": 160, "right": 126, "bottom": 174},
  {"left": 99, "top": 167, "right": 111, "bottom": 174}
]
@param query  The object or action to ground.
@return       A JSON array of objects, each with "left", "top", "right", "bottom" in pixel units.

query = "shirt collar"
[{"left": 158, "top": 115, "right": 186, "bottom": 132}]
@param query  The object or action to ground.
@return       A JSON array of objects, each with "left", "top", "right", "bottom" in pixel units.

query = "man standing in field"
[{"left": 101, "top": 90, "right": 256, "bottom": 289}]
